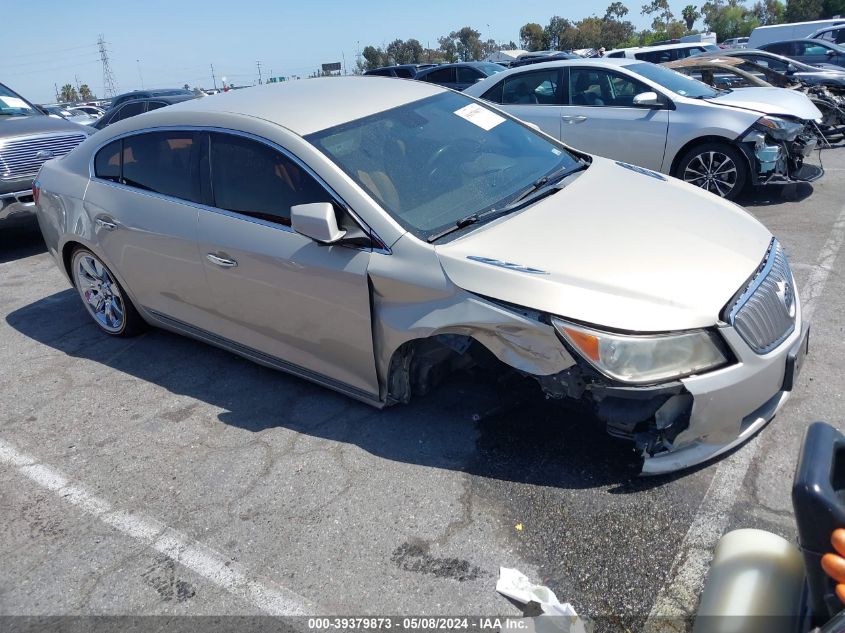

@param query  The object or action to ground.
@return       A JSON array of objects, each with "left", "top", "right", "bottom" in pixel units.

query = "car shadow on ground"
[
  {"left": 0, "top": 221, "right": 46, "bottom": 264},
  {"left": 6, "top": 289, "right": 703, "bottom": 492},
  {"left": 738, "top": 181, "right": 814, "bottom": 207}
]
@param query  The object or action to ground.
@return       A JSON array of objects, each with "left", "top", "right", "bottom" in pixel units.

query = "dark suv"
[
  {"left": 364, "top": 64, "right": 434, "bottom": 79},
  {"left": 760, "top": 39, "right": 845, "bottom": 69},
  {"left": 108, "top": 88, "right": 195, "bottom": 109},
  {"left": 0, "top": 81, "right": 93, "bottom": 226},
  {"left": 414, "top": 62, "right": 505, "bottom": 91},
  {"left": 93, "top": 94, "right": 197, "bottom": 130}
]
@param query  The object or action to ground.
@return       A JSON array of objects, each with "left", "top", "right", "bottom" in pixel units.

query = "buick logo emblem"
[
  {"left": 775, "top": 280, "right": 795, "bottom": 317},
  {"left": 35, "top": 150, "right": 54, "bottom": 160}
]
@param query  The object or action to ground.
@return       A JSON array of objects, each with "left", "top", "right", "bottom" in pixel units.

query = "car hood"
[
  {"left": 0, "top": 114, "right": 93, "bottom": 139},
  {"left": 706, "top": 86, "right": 822, "bottom": 120},
  {"left": 435, "top": 158, "right": 772, "bottom": 333}
]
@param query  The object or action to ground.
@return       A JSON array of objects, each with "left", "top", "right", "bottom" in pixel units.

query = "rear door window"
[
  {"left": 207, "top": 132, "right": 329, "bottom": 227},
  {"left": 765, "top": 42, "right": 794, "bottom": 55},
  {"left": 457, "top": 66, "right": 483, "bottom": 83},
  {"left": 421, "top": 67, "right": 456, "bottom": 84},
  {"left": 121, "top": 131, "right": 199, "bottom": 202},
  {"left": 115, "top": 100, "right": 145, "bottom": 122},
  {"left": 146, "top": 100, "right": 169, "bottom": 112},
  {"left": 502, "top": 69, "right": 561, "bottom": 105}
]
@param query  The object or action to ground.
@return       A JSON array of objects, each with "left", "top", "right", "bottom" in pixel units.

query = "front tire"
[
  {"left": 675, "top": 142, "right": 747, "bottom": 201},
  {"left": 70, "top": 247, "right": 146, "bottom": 337}
]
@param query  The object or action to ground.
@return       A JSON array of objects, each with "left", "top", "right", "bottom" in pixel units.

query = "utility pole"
[
  {"left": 210, "top": 63, "right": 217, "bottom": 90},
  {"left": 256, "top": 60, "right": 263, "bottom": 85},
  {"left": 136, "top": 59, "right": 144, "bottom": 88},
  {"left": 54, "top": 83, "right": 60, "bottom": 102},
  {"left": 98, "top": 35, "right": 118, "bottom": 98}
]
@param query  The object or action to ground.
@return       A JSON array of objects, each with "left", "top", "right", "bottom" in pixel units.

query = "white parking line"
[
  {"left": 644, "top": 202, "right": 845, "bottom": 630},
  {"left": 0, "top": 438, "right": 313, "bottom": 616}
]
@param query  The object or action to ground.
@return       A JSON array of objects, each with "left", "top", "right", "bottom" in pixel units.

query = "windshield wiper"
[
  {"left": 501, "top": 163, "right": 587, "bottom": 212},
  {"left": 426, "top": 162, "right": 588, "bottom": 244}
]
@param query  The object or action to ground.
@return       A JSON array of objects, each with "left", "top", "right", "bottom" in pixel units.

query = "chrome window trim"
[{"left": 86, "top": 125, "right": 391, "bottom": 254}]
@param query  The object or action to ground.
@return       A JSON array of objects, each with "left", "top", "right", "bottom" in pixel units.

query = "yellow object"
[{"left": 515, "top": 523, "right": 524, "bottom": 532}]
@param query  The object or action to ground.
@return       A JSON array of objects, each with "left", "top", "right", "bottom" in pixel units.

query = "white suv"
[{"left": 603, "top": 42, "right": 720, "bottom": 63}]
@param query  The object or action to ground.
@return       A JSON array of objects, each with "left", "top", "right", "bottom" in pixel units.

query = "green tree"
[
  {"left": 605, "top": 1, "right": 630, "bottom": 19},
  {"left": 702, "top": 0, "right": 760, "bottom": 39},
  {"left": 641, "top": 0, "right": 674, "bottom": 31},
  {"left": 751, "top": 0, "right": 785, "bottom": 24},
  {"left": 78, "top": 84, "right": 94, "bottom": 101},
  {"left": 386, "top": 38, "right": 424, "bottom": 64},
  {"left": 59, "top": 84, "right": 77, "bottom": 103},
  {"left": 437, "top": 35, "right": 458, "bottom": 62},
  {"left": 545, "top": 15, "right": 574, "bottom": 50},
  {"left": 823, "top": 0, "right": 845, "bottom": 16},
  {"left": 785, "top": 0, "right": 823, "bottom": 20},
  {"left": 682, "top": 4, "right": 701, "bottom": 29},
  {"left": 452, "top": 27, "right": 483, "bottom": 61},
  {"left": 361, "top": 45, "right": 388, "bottom": 70},
  {"left": 520, "top": 22, "right": 547, "bottom": 51}
]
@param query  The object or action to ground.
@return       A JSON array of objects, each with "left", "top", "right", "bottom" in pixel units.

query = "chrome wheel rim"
[
  {"left": 683, "top": 151, "right": 738, "bottom": 198},
  {"left": 74, "top": 253, "right": 125, "bottom": 333}
]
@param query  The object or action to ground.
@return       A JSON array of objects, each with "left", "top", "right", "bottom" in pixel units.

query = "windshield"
[
  {"left": 626, "top": 62, "right": 720, "bottom": 98},
  {"left": 0, "top": 83, "right": 39, "bottom": 116},
  {"left": 306, "top": 92, "right": 582, "bottom": 240}
]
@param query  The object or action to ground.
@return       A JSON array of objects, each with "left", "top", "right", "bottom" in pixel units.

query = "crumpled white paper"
[{"left": 496, "top": 567, "right": 590, "bottom": 633}]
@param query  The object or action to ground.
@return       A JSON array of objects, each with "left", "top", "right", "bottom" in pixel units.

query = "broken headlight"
[
  {"left": 552, "top": 318, "right": 728, "bottom": 384},
  {"left": 754, "top": 116, "right": 804, "bottom": 142}
]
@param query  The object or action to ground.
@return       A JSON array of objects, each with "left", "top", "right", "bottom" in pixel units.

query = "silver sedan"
[
  {"left": 464, "top": 58, "right": 823, "bottom": 200},
  {"left": 33, "top": 77, "right": 808, "bottom": 474}
]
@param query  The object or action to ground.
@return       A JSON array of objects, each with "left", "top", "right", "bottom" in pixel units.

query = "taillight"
[{"left": 32, "top": 180, "right": 40, "bottom": 205}]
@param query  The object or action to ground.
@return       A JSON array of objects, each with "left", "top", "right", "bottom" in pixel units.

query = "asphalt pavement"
[{"left": 1, "top": 144, "right": 843, "bottom": 627}]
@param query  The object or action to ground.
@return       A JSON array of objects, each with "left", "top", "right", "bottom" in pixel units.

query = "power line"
[
  {"left": 1, "top": 43, "right": 99, "bottom": 61},
  {"left": 1, "top": 58, "right": 102, "bottom": 77},
  {"left": 98, "top": 35, "right": 119, "bottom": 98}
]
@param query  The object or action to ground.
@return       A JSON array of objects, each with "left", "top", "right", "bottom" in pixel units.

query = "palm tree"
[
  {"left": 59, "top": 84, "right": 78, "bottom": 103},
  {"left": 78, "top": 84, "right": 94, "bottom": 101},
  {"left": 682, "top": 4, "right": 701, "bottom": 30}
]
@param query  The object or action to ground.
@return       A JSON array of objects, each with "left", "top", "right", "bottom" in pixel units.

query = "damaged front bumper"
[
  {"left": 642, "top": 319, "right": 808, "bottom": 474},
  {"left": 741, "top": 122, "right": 824, "bottom": 186}
]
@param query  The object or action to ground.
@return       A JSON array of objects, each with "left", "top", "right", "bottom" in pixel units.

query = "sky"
[{"left": 4, "top": 0, "right": 694, "bottom": 103}]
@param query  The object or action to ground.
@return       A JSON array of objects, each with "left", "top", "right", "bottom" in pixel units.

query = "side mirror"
[
  {"left": 825, "top": 49, "right": 836, "bottom": 57},
  {"left": 291, "top": 202, "right": 346, "bottom": 244},
  {"left": 633, "top": 91, "right": 661, "bottom": 108}
]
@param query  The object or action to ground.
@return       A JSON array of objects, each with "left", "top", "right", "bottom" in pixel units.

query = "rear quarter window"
[
  {"left": 94, "top": 140, "right": 121, "bottom": 182},
  {"left": 121, "top": 131, "right": 199, "bottom": 202}
]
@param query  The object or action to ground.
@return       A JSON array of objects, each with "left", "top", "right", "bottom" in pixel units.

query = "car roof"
[
  {"left": 610, "top": 42, "right": 715, "bottom": 54},
  {"left": 160, "top": 76, "right": 445, "bottom": 136}
]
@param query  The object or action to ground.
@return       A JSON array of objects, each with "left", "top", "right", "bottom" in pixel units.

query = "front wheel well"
[{"left": 669, "top": 135, "right": 750, "bottom": 177}]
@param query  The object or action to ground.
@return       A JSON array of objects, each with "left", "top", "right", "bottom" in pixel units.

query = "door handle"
[
  {"left": 95, "top": 217, "right": 118, "bottom": 230},
  {"left": 561, "top": 115, "right": 587, "bottom": 123},
  {"left": 206, "top": 253, "right": 238, "bottom": 268}
]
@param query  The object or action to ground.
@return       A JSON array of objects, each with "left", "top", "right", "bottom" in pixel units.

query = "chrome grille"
[
  {"left": 729, "top": 240, "right": 796, "bottom": 354},
  {"left": 0, "top": 133, "right": 87, "bottom": 181}
]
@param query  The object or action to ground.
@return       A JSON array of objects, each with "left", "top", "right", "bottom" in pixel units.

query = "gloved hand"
[{"left": 821, "top": 528, "right": 845, "bottom": 603}]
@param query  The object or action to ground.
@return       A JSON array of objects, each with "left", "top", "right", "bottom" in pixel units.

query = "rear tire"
[
  {"left": 70, "top": 246, "right": 147, "bottom": 337},
  {"left": 674, "top": 142, "right": 747, "bottom": 201}
]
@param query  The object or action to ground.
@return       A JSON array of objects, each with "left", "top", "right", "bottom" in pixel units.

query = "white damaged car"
[{"left": 32, "top": 78, "right": 809, "bottom": 474}]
